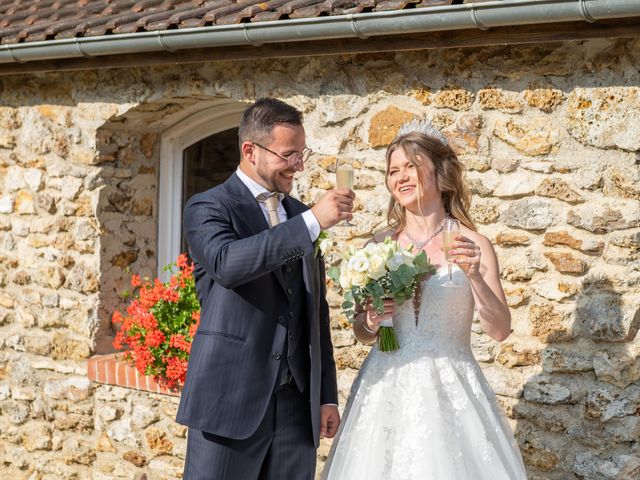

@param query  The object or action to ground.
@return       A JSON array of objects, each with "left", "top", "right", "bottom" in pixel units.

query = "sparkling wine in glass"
[
  {"left": 442, "top": 218, "right": 460, "bottom": 287},
  {"left": 335, "top": 159, "right": 354, "bottom": 226}
]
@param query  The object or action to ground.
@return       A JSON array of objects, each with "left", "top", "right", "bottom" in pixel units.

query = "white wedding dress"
[{"left": 322, "top": 266, "right": 528, "bottom": 480}]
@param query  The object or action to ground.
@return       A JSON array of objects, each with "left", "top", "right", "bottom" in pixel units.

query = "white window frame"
[{"left": 158, "top": 100, "right": 246, "bottom": 278}]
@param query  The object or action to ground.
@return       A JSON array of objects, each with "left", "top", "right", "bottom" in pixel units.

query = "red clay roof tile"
[{"left": 0, "top": 0, "right": 457, "bottom": 45}]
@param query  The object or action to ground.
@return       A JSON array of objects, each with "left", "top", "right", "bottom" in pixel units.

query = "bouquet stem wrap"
[{"left": 377, "top": 318, "right": 399, "bottom": 352}]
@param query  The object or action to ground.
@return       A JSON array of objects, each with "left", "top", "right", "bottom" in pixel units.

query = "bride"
[{"left": 322, "top": 120, "right": 528, "bottom": 479}]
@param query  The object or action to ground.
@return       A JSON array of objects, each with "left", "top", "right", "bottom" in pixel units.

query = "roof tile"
[{"left": 0, "top": 0, "right": 457, "bottom": 45}]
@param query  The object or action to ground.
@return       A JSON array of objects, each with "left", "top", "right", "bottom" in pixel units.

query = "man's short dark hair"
[{"left": 238, "top": 97, "right": 303, "bottom": 150}]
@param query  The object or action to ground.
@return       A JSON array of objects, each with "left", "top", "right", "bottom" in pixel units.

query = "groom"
[{"left": 176, "top": 97, "right": 354, "bottom": 479}]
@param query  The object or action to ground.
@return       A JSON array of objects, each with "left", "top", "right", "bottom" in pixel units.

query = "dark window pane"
[{"left": 181, "top": 127, "right": 239, "bottom": 253}]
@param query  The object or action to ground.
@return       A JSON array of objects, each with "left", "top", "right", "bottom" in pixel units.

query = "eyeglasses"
[{"left": 253, "top": 142, "right": 313, "bottom": 166}]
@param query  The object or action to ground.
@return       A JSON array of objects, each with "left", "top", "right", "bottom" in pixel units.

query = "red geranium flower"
[{"left": 111, "top": 253, "right": 200, "bottom": 390}]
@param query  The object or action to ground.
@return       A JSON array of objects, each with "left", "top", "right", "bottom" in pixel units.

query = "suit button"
[
  {"left": 278, "top": 316, "right": 286, "bottom": 324},
  {"left": 273, "top": 353, "right": 282, "bottom": 360},
  {"left": 289, "top": 333, "right": 294, "bottom": 340},
  {"left": 289, "top": 312, "right": 294, "bottom": 318},
  {"left": 287, "top": 288, "right": 293, "bottom": 295},
  {"left": 286, "top": 267, "right": 292, "bottom": 273}
]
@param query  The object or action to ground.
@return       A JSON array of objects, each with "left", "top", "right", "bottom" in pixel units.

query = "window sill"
[{"left": 86, "top": 353, "right": 181, "bottom": 397}]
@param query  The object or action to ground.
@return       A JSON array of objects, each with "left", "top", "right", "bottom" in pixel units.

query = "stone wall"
[{"left": 0, "top": 37, "right": 639, "bottom": 479}]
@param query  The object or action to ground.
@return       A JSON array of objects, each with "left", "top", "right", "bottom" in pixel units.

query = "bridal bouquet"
[{"left": 329, "top": 238, "right": 434, "bottom": 351}]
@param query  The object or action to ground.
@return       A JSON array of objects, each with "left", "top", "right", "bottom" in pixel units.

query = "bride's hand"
[
  {"left": 450, "top": 235, "right": 482, "bottom": 279},
  {"left": 365, "top": 299, "right": 395, "bottom": 331}
]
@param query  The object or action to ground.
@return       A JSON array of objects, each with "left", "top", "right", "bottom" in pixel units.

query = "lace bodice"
[{"left": 391, "top": 265, "right": 475, "bottom": 359}]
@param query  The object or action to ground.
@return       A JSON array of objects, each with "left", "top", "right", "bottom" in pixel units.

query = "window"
[
  {"left": 158, "top": 101, "right": 246, "bottom": 278},
  {"left": 180, "top": 127, "right": 239, "bottom": 253}
]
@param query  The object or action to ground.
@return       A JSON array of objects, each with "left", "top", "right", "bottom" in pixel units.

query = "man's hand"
[
  {"left": 311, "top": 188, "right": 355, "bottom": 229},
  {"left": 320, "top": 404, "right": 340, "bottom": 438}
]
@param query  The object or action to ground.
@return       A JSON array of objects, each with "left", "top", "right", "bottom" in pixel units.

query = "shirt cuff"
[
  {"left": 321, "top": 403, "right": 338, "bottom": 407},
  {"left": 302, "top": 209, "right": 321, "bottom": 242}
]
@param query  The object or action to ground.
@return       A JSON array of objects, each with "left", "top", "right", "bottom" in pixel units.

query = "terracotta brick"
[
  {"left": 115, "top": 361, "right": 127, "bottom": 387},
  {"left": 86, "top": 354, "right": 180, "bottom": 396},
  {"left": 126, "top": 363, "right": 138, "bottom": 390},
  {"left": 95, "top": 356, "right": 108, "bottom": 383}
]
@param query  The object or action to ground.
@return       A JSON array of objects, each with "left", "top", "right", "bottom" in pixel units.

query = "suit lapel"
[
  {"left": 224, "top": 174, "right": 269, "bottom": 236},
  {"left": 224, "top": 174, "right": 287, "bottom": 290}
]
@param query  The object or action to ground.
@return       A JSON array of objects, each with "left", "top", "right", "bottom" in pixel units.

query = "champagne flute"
[
  {"left": 442, "top": 218, "right": 460, "bottom": 287},
  {"left": 335, "top": 159, "right": 355, "bottom": 226}
]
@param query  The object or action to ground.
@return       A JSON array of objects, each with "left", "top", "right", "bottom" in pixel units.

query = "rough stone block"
[
  {"left": 0, "top": 194, "right": 13, "bottom": 213},
  {"left": 584, "top": 384, "right": 639, "bottom": 421},
  {"left": 481, "top": 364, "right": 523, "bottom": 398},
  {"left": 524, "top": 87, "right": 564, "bottom": 112},
  {"left": 504, "top": 287, "right": 529, "bottom": 307},
  {"left": 502, "top": 198, "right": 559, "bottom": 231},
  {"left": 493, "top": 117, "right": 561, "bottom": 156},
  {"left": 493, "top": 171, "right": 537, "bottom": 198},
  {"left": 523, "top": 376, "right": 573, "bottom": 404},
  {"left": 593, "top": 351, "right": 640, "bottom": 389},
  {"left": 541, "top": 347, "right": 593, "bottom": 374},
  {"left": 568, "top": 200, "right": 640, "bottom": 233},
  {"left": 445, "top": 114, "right": 483, "bottom": 155},
  {"left": 536, "top": 178, "right": 584, "bottom": 204},
  {"left": 51, "top": 333, "right": 91, "bottom": 361},
  {"left": 145, "top": 427, "right": 173, "bottom": 454},
  {"left": 603, "top": 165, "right": 640, "bottom": 200},
  {"left": 44, "top": 376, "right": 91, "bottom": 401},
  {"left": 433, "top": 87, "right": 473, "bottom": 111},
  {"left": 567, "top": 87, "right": 640, "bottom": 151},
  {"left": 469, "top": 198, "right": 500, "bottom": 224},
  {"left": 529, "top": 303, "right": 574, "bottom": 343},
  {"left": 368, "top": 106, "right": 415, "bottom": 148},
  {"left": 5, "top": 166, "right": 24, "bottom": 192},
  {"left": 496, "top": 232, "right": 530, "bottom": 247},
  {"left": 466, "top": 170, "right": 500, "bottom": 197},
  {"left": 478, "top": 88, "right": 523, "bottom": 113},
  {"left": 22, "top": 423, "right": 53, "bottom": 452},
  {"left": 576, "top": 294, "right": 640, "bottom": 342},
  {"left": 139, "top": 132, "right": 159, "bottom": 159},
  {"left": 573, "top": 451, "right": 640, "bottom": 480},
  {"left": 496, "top": 343, "right": 541, "bottom": 368},
  {"left": 544, "top": 252, "right": 587, "bottom": 275}
]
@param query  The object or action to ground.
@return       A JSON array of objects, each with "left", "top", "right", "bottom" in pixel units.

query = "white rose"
[
  {"left": 386, "top": 252, "right": 413, "bottom": 271},
  {"left": 367, "top": 255, "right": 386, "bottom": 280},
  {"left": 318, "top": 238, "right": 333, "bottom": 256},
  {"left": 350, "top": 271, "right": 369, "bottom": 287},
  {"left": 348, "top": 254, "right": 369, "bottom": 273},
  {"left": 386, "top": 256, "right": 401, "bottom": 271},
  {"left": 339, "top": 268, "right": 353, "bottom": 290}
]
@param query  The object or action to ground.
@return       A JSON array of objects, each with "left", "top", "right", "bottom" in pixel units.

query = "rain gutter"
[{"left": 1, "top": 0, "right": 639, "bottom": 65}]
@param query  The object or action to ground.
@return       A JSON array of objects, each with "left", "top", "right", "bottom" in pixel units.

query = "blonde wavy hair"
[{"left": 385, "top": 132, "right": 476, "bottom": 232}]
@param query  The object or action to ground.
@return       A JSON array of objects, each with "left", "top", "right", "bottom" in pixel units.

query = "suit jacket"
[{"left": 176, "top": 173, "right": 338, "bottom": 447}]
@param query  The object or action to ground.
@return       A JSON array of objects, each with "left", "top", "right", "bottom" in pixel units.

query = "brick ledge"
[{"left": 87, "top": 353, "right": 181, "bottom": 397}]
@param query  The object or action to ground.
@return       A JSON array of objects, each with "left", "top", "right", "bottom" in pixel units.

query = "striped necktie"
[{"left": 257, "top": 192, "right": 282, "bottom": 227}]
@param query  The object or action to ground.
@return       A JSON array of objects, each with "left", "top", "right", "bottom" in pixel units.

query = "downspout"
[{"left": 0, "top": 0, "right": 639, "bottom": 65}]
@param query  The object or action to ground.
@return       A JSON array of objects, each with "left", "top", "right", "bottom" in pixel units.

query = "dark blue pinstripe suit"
[{"left": 176, "top": 173, "right": 338, "bottom": 479}]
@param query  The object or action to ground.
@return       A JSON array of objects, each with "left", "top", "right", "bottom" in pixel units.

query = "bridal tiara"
[{"left": 396, "top": 118, "right": 449, "bottom": 146}]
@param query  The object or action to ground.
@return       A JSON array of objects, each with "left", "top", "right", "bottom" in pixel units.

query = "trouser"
[{"left": 183, "top": 383, "right": 316, "bottom": 480}]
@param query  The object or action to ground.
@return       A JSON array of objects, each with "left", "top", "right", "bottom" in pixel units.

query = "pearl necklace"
[{"left": 404, "top": 218, "right": 447, "bottom": 250}]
